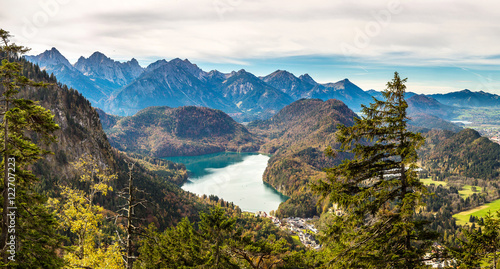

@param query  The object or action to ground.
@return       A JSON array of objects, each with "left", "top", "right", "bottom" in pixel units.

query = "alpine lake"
[{"left": 162, "top": 152, "right": 288, "bottom": 213}]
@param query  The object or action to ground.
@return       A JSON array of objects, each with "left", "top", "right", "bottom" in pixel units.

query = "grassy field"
[
  {"left": 420, "top": 177, "right": 447, "bottom": 187},
  {"left": 420, "top": 178, "right": 482, "bottom": 198},
  {"left": 453, "top": 198, "right": 500, "bottom": 226},
  {"left": 421, "top": 177, "right": 499, "bottom": 226},
  {"left": 459, "top": 184, "right": 483, "bottom": 199}
]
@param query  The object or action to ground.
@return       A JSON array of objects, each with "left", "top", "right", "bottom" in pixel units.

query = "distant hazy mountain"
[
  {"left": 105, "top": 59, "right": 239, "bottom": 116},
  {"left": 261, "top": 70, "right": 318, "bottom": 100},
  {"left": 406, "top": 94, "right": 456, "bottom": 120},
  {"left": 25, "top": 48, "right": 141, "bottom": 106},
  {"left": 408, "top": 113, "right": 462, "bottom": 132},
  {"left": 365, "top": 89, "right": 381, "bottom": 99},
  {"left": 365, "top": 89, "right": 417, "bottom": 100},
  {"left": 308, "top": 79, "right": 373, "bottom": 111},
  {"left": 74, "top": 51, "right": 143, "bottom": 89},
  {"left": 103, "top": 106, "right": 260, "bottom": 157},
  {"left": 429, "top": 89, "right": 500, "bottom": 107},
  {"left": 405, "top": 94, "right": 457, "bottom": 132},
  {"left": 263, "top": 71, "right": 375, "bottom": 112},
  {"left": 218, "top": 69, "right": 294, "bottom": 116},
  {"left": 367, "top": 87, "right": 500, "bottom": 110}
]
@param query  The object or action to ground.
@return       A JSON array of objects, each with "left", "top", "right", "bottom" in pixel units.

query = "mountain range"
[
  {"left": 26, "top": 48, "right": 500, "bottom": 124},
  {"left": 19, "top": 49, "right": 396, "bottom": 121},
  {"left": 25, "top": 48, "right": 143, "bottom": 106},
  {"left": 429, "top": 89, "right": 500, "bottom": 107}
]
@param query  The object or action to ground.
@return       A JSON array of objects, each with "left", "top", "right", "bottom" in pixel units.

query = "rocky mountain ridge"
[
  {"left": 74, "top": 51, "right": 143, "bottom": 87},
  {"left": 27, "top": 48, "right": 500, "bottom": 125},
  {"left": 25, "top": 48, "right": 382, "bottom": 121}
]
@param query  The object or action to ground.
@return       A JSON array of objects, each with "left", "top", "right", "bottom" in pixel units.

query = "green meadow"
[
  {"left": 453, "top": 198, "right": 500, "bottom": 226},
  {"left": 420, "top": 177, "right": 482, "bottom": 199},
  {"left": 420, "top": 177, "right": 447, "bottom": 187}
]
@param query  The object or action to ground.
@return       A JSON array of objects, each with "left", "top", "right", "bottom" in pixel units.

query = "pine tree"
[
  {"left": 136, "top": 219, "right": 207, "bottom": 268},
  {"left": 199, "top": 206, "right": 238, "bottom": 268},
  {"left": 135, "top": 207, "right": 238, "bottom": 269},
  {"left": 0, "top": 29, "right": 64, "bottom": 267},
  {"left": 314, "top": 72, "right": 438, "bottom": 268},
  {"left": 458, "top": 210, "right": 500, "bottom": 268},
  {"left": 229, "top": 233, "right": 290, "bottom": 268}
]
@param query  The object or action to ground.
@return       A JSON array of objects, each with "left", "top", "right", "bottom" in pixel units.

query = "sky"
[{"left": 1, "top": 0, "right": 500, "bottom": 94}]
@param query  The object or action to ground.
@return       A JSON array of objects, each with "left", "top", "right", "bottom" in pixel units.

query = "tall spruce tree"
[
  {"left": 314, "top": 72, "right": 437, "bottom": 268},
  {"left": 0, "top": 29, "right": 63, "bottom": 267},
  {"left": 199, "top": 206, "right": 238, "bottom": 268}
]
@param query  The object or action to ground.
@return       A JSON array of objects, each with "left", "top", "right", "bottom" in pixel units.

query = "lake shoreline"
[{"left": 162, "top": 152, "right": 288, "bottom": 213}]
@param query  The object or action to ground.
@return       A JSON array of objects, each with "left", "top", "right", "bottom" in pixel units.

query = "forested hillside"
[
  {"left": 16, "top": 56, "right": 207, "bottom": 229},
  {"left": 249, "top": 99, "right": 357, "bottom": 217},
  {"left": 103, "top": 106, "right": 261, "bottom": 157},
  {"left": 419, "top": 128, "right": 500, "bottom": 180}
]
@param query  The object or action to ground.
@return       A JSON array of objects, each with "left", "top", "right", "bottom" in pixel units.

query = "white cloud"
[{"left": 2, "top": 0, "right": 500, "bottom": 78}]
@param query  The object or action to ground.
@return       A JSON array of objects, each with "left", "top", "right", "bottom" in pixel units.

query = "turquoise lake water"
[{"left": 163, "top": 152, "right": 288, "bottom": 213}]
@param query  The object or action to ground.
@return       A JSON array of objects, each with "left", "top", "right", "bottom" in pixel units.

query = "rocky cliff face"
[
  {"left": 26, "top": 48, "right": 379, "bottom": 121},
  {"left": 261, "top": 70, "right": 317, "bottom": 100},
  {"left": 106, "top": 59, "right": 239, "bottom": 116},
  {"left": 74, "top": 51, "right": 143, "bottom": 87}
]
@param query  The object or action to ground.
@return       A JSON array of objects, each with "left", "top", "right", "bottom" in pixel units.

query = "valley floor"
[{"left": 453, "top": 198, "right": 500, "bottom": 226}]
